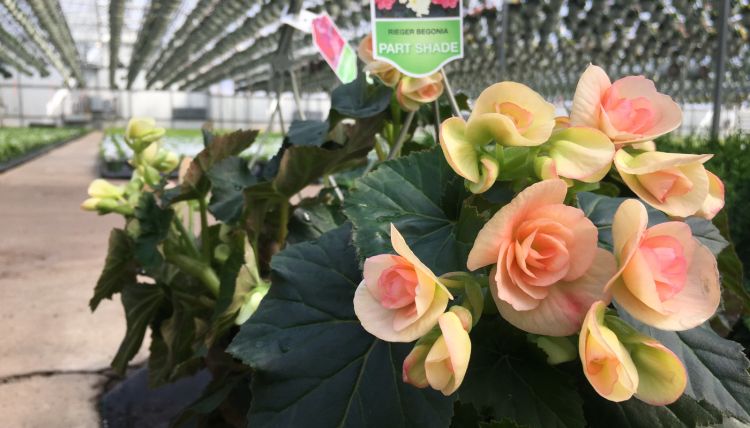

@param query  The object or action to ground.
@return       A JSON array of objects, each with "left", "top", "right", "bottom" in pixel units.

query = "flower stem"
[
  {"left": 167, "top": 253, "right": 220, "bottom": 297},
  {"left": 387, "top": 110, "right": 416, "bottom": 160},
  {"left": 173, "top": 216, "right": 201, "bottom": 259},
  {"left": 277, "top": 199, "right": 289, "bottom": 249},
  {"left": 198, "top": 197, "right": 211, "bottom": 261}
]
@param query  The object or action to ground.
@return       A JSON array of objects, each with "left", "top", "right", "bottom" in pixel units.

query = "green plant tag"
[{"left": 370, "top": 0, "right": 463, "bottom": 77}]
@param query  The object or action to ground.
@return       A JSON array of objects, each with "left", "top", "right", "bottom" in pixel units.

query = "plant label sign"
[
  {"left": 370, "top": 0, "right": 463, "bottom": 77},
  {"left": 311, "top": 13, "right": 357, "bottom": 84}
]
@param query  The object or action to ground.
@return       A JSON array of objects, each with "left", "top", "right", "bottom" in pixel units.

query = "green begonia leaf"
[
  {"left": 459, "top": 317, "right": 585, "bottom": 428},
  {"left": 619, "top": 310, "right": 750, "bottom": 421},
  {"left": 581, "top": 381, "right": 722, "bottom": 428},
  {"left": 90, "top": 228, "right": 137, "bottom": 310},
  {"left": 228, "top": 225, "right": 454, "bottom": 427},
  {"left": 111, "top": 282, "right": 165, "bottom": 374},
  {"left": 344, "top": 147, "right": 483, "bottom": 274}
]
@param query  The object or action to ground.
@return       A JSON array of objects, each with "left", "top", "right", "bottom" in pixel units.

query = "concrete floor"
[{"left": 0, "top": 132, "right": 143, "bottom": 427}]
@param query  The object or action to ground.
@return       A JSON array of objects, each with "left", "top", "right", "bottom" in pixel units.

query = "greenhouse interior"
[{"left": 1, "top": 0, "right": 750, "bottom": 427}]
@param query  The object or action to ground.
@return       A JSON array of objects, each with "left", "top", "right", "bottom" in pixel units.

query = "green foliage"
[
  {"left": 460, "top": 317, "right": 585, "bottom": 428},
  {"left": 173, "top": 128, "right": 259, "bottom": 201},
  {"left": 89, "top": 228, "right": 136, "bottom": 310},
  {"left": 206, "top": 157, "right": 257, "bottom": 224},
  {"left": 112, "top": 282, "right": 166, "bottom": 374},
  {"left": 286, "top": 197, "right": 346, "bottom": 245},
  {"left": 0, "top": 127, "right": 84, "bottom": 164},
  {"left": 581, "top": 384, "right": 723, "bottom": 428},
  {"left": 228, "top": 226, "right": 454, "bottom": 427},
  {"left": 330, "top": 72, "right": 394, "bottom": 120},
  {"left": 132, "top": 192, "right": 175, "bottom": 271},
  {"left": 344, "top": 147, "right": 483, "bottom": 274},
  {"left": 618, "top": 311, "right": 750, "bottom": 422}
]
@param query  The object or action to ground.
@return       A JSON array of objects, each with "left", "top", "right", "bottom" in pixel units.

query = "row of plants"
[
  {"left": 84, "top": 52, "right": 750, "bottom": 427},
  {"left": 0, "top": 127, "right": 85, "bottom": 165},
  {"left": 99, "top": 127, "right": 282, "bottom": 178}
]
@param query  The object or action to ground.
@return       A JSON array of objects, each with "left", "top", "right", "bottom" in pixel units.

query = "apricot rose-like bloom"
[
  {"left": 467, "top": 179, "right": 616, "bottom": 336},
  {"left": 396, "top": 73, "right": 444, "bottom": 112},
  {"left": 570, "top": 65, "right": 681, "bottom": 144},
  {"left": 614, "top": 149, "right": 716, "bottom": 218},
  {"left": 697, "top": 171, "right": 725, "bottom": 220},
  {"left": 605, "top": 314, "right": 687, "bottom": 405},
  {"left": 439, "top": 117, "right": 500, "bottom": 193},
  {"left": 425, "top": 311, "right": 471, "bottom": 395},
  {"left": 465, "top": 82, "right": 556, "bottom": 147},
  {"left": 354, "top": 224, "right": 452, "bottom": 342},
  {"left": 357, "top": 34, "right": 401, "bottom": 87},
  {"left": 580, "top": 301, "right": 639, "bottom": 402},
  {"left": 581, "top": 301, "right": 688, "bottom": 405},
  {"left": 607, "top": 199, "right": 720, "bottom": 330}
]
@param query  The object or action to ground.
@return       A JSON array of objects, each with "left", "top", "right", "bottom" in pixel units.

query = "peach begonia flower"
[
  {"left": 607, "top": 199, "right": 720, "bottom": 330},
  {"left": 467, "top": 179, "right": 616, "bottom": 336},
  {"left": 570, "top": 65, "right": 682, "bottom": 144},
  {"left": 466, "top": 81, "right": 556, "bottom": 147},
  {"left": 543, "top": 127, "right": 615, "bottom": 183},
  {"left": 439, "top": 82, "right": 555, "bottom": 192},
  {"left": 696, "top": 171, "right": 725, "bottom": 220},
  {"left": 403, "top": 308, "right": 471, "bottom": 396},
  {"left": 425, "top": 311, "right": 471, "bottom": 395},
  {"left": 581, "top": 301, "right": 687, "bottom": 405},
  {"left": 580, "top": 301, "right": 639, "bottom": 402},
  {"left": 357, "top": 34, "right": 401, "bottom": 87},
  {"left": 614, "top": 149, "right": 720, "bottom": 218},
  {"left": 439, "top": 117, "right": 500, "bottom": 193},
  {"left": 354, "top": 224, "right": 452, "bottom": 342},
  {"left": 396, "top": 73, "right": 444, "bottom": 112},
  {"left": 605, "top": 313, "right": 687, "bottom": 405}
]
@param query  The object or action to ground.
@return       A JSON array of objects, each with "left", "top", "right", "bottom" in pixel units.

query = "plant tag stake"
[
  {"left": 370, "top": 0, "right": 464, "bottom": 77},
  {"left": 281, "top": 9, "right": 318, "bottom": 33},
  {"left": 311, "top": 13, "right": 357, "bottom": 84}
]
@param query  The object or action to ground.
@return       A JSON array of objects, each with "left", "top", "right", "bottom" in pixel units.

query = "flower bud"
[
  {"left": 604, "top": 316, "right": 687, "bottom": 405},
  {"left": 402, "top": 343, "right": 431, "bottom": 388},
  {"left": 531, "top": 335, "right": 577, "bottom": 365},
  {"left": 396, "top": 74, "right": 444, "bottom": 112},
  {"left": 160, "top": 151, "right": 180, "bottom": 173},
  {"left": 424, "top": 312, "right": 471, "bottom": 395},
  {"left": 235, "top": 283, "right": 270, "bottom": 325},
  {"left": 87, "top": 179, "right": 125, "bottom": 199},
  {"left": 696, "top": 170, "right": 725, "bottom": 220},
  {"left": 80, "top": 197, "right": 100, "bottom": 211},
  {"left": 579, "top": 301, "right": 639, "bottom": 402},
  {"left": 580, "top": 301, "right": 688, "bottom": 405},
  {"left": 448, "top": 306, "right": 473, "bottom": 333},
  {"left": 125, "top": 118, "right": 165, "bottom": 151},
  {"left": 139, "top": 165, "right": 162, "bottom": 187},
  {"left": 214, "top": 243, "right": 231, "bottom": 263},
  {"left": 467, "top": 155, "right": 499, "bottom": 194},
  {"left": 534, "top": 155, "right": 558, "bottom": 180}
]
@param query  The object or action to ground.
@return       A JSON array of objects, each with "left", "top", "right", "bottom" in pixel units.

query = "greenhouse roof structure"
[{"left": 0, "top": 0, "right": 748, "bottom": 104}]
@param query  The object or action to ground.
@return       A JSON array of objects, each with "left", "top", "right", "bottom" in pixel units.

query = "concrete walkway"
[{"left": 0, "top": 132, "right": 141, "bottom": 427}]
